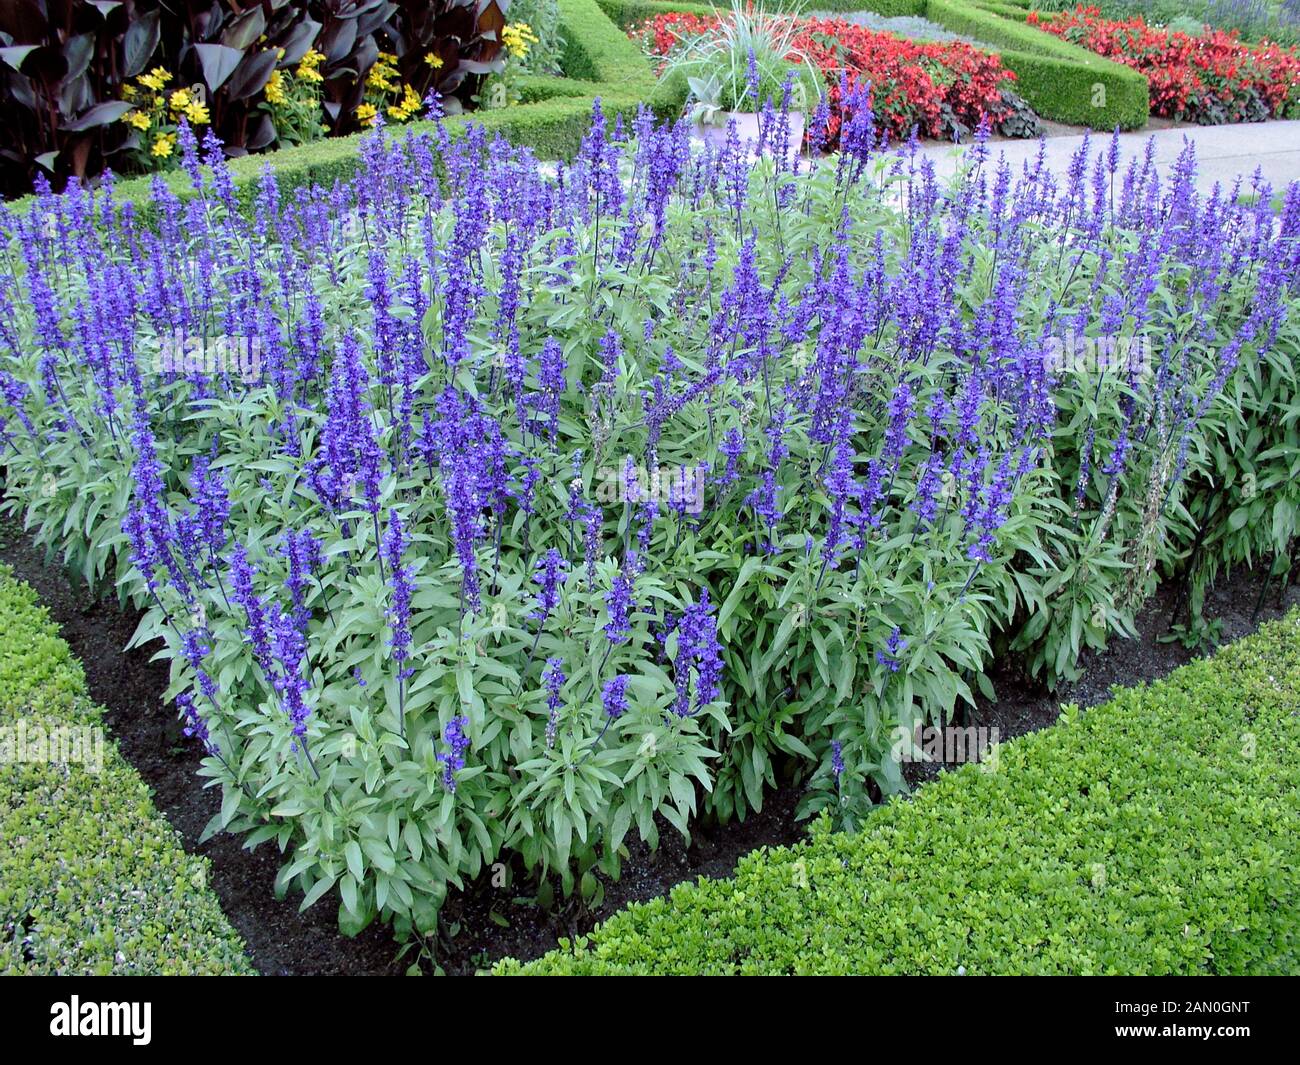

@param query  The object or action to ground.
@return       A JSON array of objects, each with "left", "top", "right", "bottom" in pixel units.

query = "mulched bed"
[{"left": 2, "top": 515, "right": 1295, "bottom": 974}]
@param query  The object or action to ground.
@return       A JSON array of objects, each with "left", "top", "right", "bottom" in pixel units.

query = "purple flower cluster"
[
  {"left": 603, "top": 554, "right": 638, "bottom": 646},
  {"left": 876, "top": 627, "right": 907, "bottom": 673},
  {"left": 529, "top": 548, "right": 568, "bottom": 625},
  {"left": 383, "top": 509, "right": 414, "bottom": 680},
  {"left": 542, "top": 656, "right": 565, "bottom": 749},
  {"left": 437, "top": 715, "right": 471, "bottom": 792},
  {"left": 671, "top": 589, "right": 724, "bottom": 717},
  {"left": 601, "top": 675, "right": 630, "bottom": 720}
]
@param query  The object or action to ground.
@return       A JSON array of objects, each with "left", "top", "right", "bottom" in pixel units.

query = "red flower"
[
  {"left": 632, "top": 13, "right": 1021, "bottom": 144},
  {"left": 1030, "top": 6, "right": 1300, "bottom": 123}
]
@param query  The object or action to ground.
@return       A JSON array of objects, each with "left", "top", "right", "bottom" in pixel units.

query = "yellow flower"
[
  {"left": 184, "top": 100, "right": 210, "bottom": 125},
  {"left": 151, "top": 133, "right": 176, "bottom": 158},
  {"left": 424, "top": 51, "right": 444, "bottom": 70},
  {"left": 387, "top": 84, "right": 423, "bottom": 122},
  {"left": 502, "top": 23, "right": 539, "bottom": 60},
  {"left": 137, "top": 66, "right": 171, "bottom": 92},
  {"left": 122, "top": 83, "right": 137, "bottom": 99},
  {"left": 265, "top": 70, "right": 288, "bottom": 106},
  {"left": 296, "top": 47, "right": 324, "bottom": 83},
  {"left": 122, "top": 109, "right": 151, "bottom": 131},
  {"left": 366, "top": 64, "right": 396, "bottom": 92},
  {"left": 169, "top": 87, "right": 191, "bottom": 112},
  {"left": 356, "top": 103, "right": 378, "bottom": 126}
]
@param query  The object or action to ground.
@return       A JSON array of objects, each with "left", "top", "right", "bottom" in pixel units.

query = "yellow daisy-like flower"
[
  {"left": 424, "top": 51, "right": 444, "bottom": 70},
  {"left": 366, "top": 67, "right": 395, "bottom": 92},
  {"left": 387, "top": 84, "right": 423, "bottom": 122},
  {"left": 122, "top": 109, "right": 151, "bottom": 131},
  {"left": 356, "top": 103, "right": 378, "bottom": 126},
  {"left": 169, "top": 88, "right": 192, "bottom": 112},
  {"left": 502, "top": 23, "right": 539, "bottom": 60},
  {"left": 265, "top": 70, "right": 288, "bottom": 106},
  {"left": 151, "top": 133, "right": 176, "bottom": 158},
  {"left": 122, "top": 83, "right": 137, "bottom": 99},
  {"left": 137, "top": 66, "right": 172, "bottom": 92},
  {"left": 184, "top": 100, "right": 210, "bottom": 125},
  {"left": 296, "top": 48, "right": 324, "bottom": 84}
]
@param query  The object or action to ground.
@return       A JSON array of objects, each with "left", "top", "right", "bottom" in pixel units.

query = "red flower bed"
[
  {"left": 1028, "top": 6, "right": 1300, "bottom": 123},
  {"left": 635, "top": 13, "right": 1022, "bottom": 143}
]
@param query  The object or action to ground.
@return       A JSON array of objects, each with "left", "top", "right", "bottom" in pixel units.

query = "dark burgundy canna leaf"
[
  {"left": 193, "top": 41, "right": 243, "bottom": 91},
  {"left": 0, "top": 46, "right": 39, "bottom": 72},
  {"left": 62, "top": 98, "right": 132, "bottom": 129},
  {"left": 220, "top": 6, "right": 266, "bottom": 51},
  {"left": 0, "top": 0, "right": 49, "bottom": 42},
  {"left": 225, "top": 47, "right": 278, "bottom": 99},
  {"left": 123, "top": 8, "right": 160, "bottom": 76},
  {"left": 276, "top": 17, "right": 321, "bottom": 65}
]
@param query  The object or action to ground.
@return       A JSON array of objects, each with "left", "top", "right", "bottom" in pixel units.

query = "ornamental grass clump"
[{"left": 0, "top": 98, "right": 1297, "bottom": 940}]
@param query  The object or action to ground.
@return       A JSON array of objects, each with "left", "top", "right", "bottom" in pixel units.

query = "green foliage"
[
  {"left": 0, "top": 567, "right": 252, "bottom": 975},
  {"left": 511, "top": 0, "right": 570, "bottom": 75},
  {"left": 4, "top": 116, "right": 1293, "bottom": 938},
  {"left": 659, "top": 1, "right": 825, "bottom": 120},
  {"left": 501, "top": 611, "right": 1300, "bottom": 974},
  {"left": 1177, "top": 317, "right": 1300, "bottom": 644}
]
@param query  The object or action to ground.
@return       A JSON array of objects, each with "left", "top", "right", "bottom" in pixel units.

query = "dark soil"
[
  {"left": 902, "top": 568, "right": 1300, "bottom": 788},
  {"left": 2, "top": 516, "right": 1296, "bottom": 975}
]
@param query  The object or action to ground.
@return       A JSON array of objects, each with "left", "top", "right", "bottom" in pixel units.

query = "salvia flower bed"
[{"left": 0, "top": 103, "right": 1297, "bottom": 941}]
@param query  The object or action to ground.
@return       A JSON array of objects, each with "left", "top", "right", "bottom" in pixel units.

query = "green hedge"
[
  {"left": 0, "top": 567, "right": 253, "bottom": 975},
  {"left": 924, "top": 0, "right": 1149, "bottom": 128},
  {"left": 499, "top": 613, "right": 1300, "bottom": 975}
]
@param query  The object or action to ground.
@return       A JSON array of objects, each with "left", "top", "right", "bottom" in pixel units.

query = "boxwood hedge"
[
  {"left": 0, "top": 567, "right": 252, "bottom": 975},
  {"left": 499, "top": 613, "right": 1300, "bottom": 975}
]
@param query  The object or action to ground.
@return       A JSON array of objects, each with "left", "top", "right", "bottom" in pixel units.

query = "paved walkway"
[{"left": 918, "top": 120, "right": 1300, "bottom": 200}]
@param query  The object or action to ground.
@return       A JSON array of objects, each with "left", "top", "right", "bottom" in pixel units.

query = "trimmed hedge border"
[
  {"left": 499, "top": 613, "right": 1300, "bottom": 975},
  {"left": 926, "top": 0, "right": 1148, "bottom": 127},
  {"left": 0, "top": 566, "right": 253, "bottom": 975}
]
